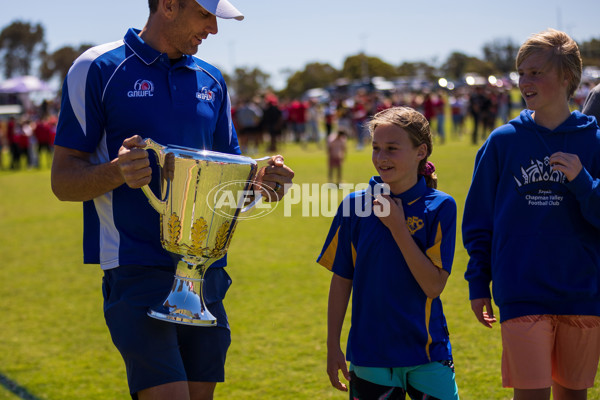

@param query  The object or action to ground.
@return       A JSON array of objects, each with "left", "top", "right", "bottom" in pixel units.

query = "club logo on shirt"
[
  {"left": 128, "top": 79, "right": 155, "bottom": 98},
  {"left": 513, "top": 156, "right": 566, "bottom": 193},
  {"left": 406, "top": 216, "right": 424, "bottom": 235},
  {"left": 196, "top": 87, "right": 214, "bottom": 102}
]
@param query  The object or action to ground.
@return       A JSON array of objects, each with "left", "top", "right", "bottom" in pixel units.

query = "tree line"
[{"left": 2, "top": 20, "right": 600, "bottom": 100}]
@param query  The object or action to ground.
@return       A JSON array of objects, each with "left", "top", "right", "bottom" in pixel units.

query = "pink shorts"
[{"left": 501, "top": 314, "right": 600, "bottom": 390}]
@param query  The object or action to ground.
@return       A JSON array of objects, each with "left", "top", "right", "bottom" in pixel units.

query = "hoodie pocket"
[{"left": 492, "top": 233, "right": 599, "bottom": 304}]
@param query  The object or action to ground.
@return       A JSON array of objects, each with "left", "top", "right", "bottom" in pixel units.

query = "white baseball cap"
[{"left": 195, "top": 0, "right": 244, "bottom": 20}]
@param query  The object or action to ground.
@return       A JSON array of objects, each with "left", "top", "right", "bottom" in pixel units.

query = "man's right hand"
[{"left": 117, "top": 135, "right": 152, "bottom": 189}]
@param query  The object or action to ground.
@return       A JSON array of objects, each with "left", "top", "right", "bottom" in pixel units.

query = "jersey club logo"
[
  {"left": 196, "top": 87, "right": 214, "bottom": 102},
  {"left": 406, "top": 216, "right": 424, "bottom": 235},
  {"left": 128, "top": 79, "right": 155, "bottom": 98}
]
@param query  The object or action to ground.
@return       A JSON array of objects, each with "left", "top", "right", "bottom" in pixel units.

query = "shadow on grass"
[{"left": 0, "top": 372, "right": 42, "bottom": 400}]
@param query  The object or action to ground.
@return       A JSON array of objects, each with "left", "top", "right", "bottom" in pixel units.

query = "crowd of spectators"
[
  {"left": 0, "top": 99, "right": 58, "bottom": 170},
  {"left": 2, "top": 81, "right": 597, "bottom": 171},
  {"left": 230, "top": 83, "right": 518, "bottom": 156}
]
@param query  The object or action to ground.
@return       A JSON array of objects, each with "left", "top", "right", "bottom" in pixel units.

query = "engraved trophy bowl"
[{"left": 141, "top": 138, "right": 270, "bottom": 326}]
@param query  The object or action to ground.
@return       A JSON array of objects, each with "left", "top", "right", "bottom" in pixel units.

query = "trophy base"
[
  {"left": 147, "top": 307, "right": 217, "bottom": 326},
  {"left": 147, "top": 275, "right": 217, "bottom": 327}
]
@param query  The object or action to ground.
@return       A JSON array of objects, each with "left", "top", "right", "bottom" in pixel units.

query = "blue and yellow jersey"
[{"left": 317, "top": 176, "right": 457, "bottom": 367}]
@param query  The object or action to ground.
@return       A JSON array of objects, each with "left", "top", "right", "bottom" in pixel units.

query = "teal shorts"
[{"left": 350, "top": 361, "right": 459, "bottom": 400}]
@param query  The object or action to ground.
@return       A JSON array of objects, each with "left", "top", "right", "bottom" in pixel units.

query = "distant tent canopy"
[
  {"left": 0, "top": 75, "right": 52, "bottom": 93},
  {"left": 0, "top": 104, "right": 23, "bottom": 115}
]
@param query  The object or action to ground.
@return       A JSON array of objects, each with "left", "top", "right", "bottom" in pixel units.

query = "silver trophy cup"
[{"left": 141, "top": 139, "right": 270, "bottom": 326}]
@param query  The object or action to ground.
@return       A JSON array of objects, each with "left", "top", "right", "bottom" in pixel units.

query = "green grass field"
[{"left": 0, "top": 129, "right": 598, "bottom": 399}]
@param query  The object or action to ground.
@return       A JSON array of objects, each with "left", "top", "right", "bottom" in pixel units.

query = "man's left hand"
[{"left": 255, "top": 155, "right": 294, "bottom": 202}]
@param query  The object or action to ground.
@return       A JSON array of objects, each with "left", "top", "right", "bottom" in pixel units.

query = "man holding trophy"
[{"left": 50, "top": 1, "right": 294, "bottom": 399}]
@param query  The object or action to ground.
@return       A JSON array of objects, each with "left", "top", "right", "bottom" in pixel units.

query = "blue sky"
[{"left": 1, "top": 0, "right": 599, "bottom": 89}]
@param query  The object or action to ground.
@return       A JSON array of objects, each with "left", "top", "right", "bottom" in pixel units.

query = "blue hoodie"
[{"left": 463, "top": 109, "right": 600, "bottom": 322}]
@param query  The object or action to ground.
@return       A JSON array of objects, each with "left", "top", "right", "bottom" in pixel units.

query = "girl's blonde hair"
[
  {"left": 516, "top": 28, "right": 582, "bottom": 99},
  {"left": 368, "top": 106, "right": 437, "bottom": 189}
]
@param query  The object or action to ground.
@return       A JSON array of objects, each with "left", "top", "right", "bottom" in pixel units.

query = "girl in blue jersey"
[{"left": 318, "top": 107, "right": 459, "bottom": 400}]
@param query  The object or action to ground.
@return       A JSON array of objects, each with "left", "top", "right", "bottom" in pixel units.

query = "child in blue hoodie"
[{"left": 463, "top": 29, "right": 600, "bottom": 400}]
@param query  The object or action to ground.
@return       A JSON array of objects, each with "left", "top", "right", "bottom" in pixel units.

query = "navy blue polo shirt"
[
  {"left": 317, "top": 176, "right": 457, "bottom": 367},
  {"left": 55, "top": 28, "right": 240, "bottom": 270}
]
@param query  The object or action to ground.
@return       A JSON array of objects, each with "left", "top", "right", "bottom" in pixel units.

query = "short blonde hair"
[
  {"left": 368, "top": 107, "right": 437, "bottom": 188},
  {"left": 516, "top": 28, "right": 582, "bottom": 99}
]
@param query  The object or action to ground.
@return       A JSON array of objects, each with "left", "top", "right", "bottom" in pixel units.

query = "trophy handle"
[
  {"left": 140, "top": 138, "right": 168, "bottom": 215},
  {"left": 240, "top": 157, "right": 272, "bottom": 213},
  {"left": 254, "top": 156, "right": 272, "bottom": 167}
]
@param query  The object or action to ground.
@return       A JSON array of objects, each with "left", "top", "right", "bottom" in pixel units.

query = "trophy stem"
[{"left": 147, "top": 259, "right": 217, "bottom": 326}]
